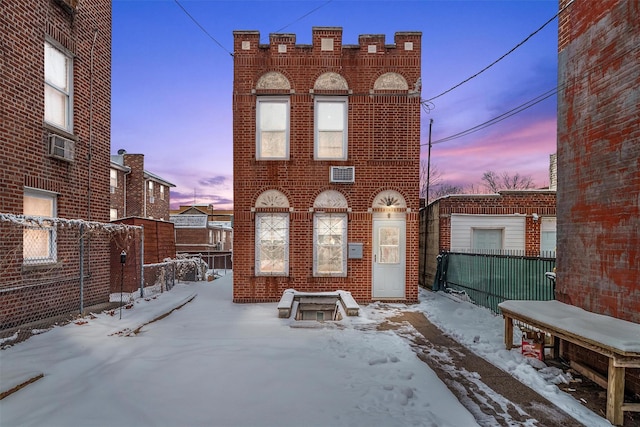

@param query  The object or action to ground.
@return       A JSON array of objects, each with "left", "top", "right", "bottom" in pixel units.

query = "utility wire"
[
  {"left": 272, "top": 0, "right": 334, "bottom": 34},
  {"left": 174, "top": 0, "right": 234, "bottom": 57},
  {"left": 424, "top": 0, "right": 575, "bottom": 103},
  {"left": 424, "top": 41, "right": 639, "bottom": 147},
  {"left": 425, "top": 86, "right": 559, "bottom": 146}
]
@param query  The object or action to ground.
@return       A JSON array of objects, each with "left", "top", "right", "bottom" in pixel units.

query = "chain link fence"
[
  {"left": 1, "top": 213, "right": 141, "bottom": 341},
  {"left": 1, "top": 214, "right": 212, "bottom": 344}
]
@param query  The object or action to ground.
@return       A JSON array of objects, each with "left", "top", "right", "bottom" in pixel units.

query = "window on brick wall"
[
  {"left": 256, "top": 97, "right": 289, "bottom": 160},
  {"left": 23, "top": 188, "right": 57, "bottom": 265},
  {"left": 255, "top": 213, "right": 289, "bottom": 276},
  {"left": 160, "top": 185, "right": 165, "bottom": 200},
  {"left": 313, "top": 213, "right": 347, "bottom": 276},
  {"left": 44, "top": 41, "right": 72, "bottom": 132},
  {"left": 110, "top": 208, "right": 118, "bottom": 221},
  {"left": 315, "top": 97, "right": 347, "bottom": 160},
  {"left": 148, "top": 181, "right": 154, "bottom": 203},
  {"left": 110, "top": 169, "right": 117, "bottom": 193},
  {"left": 471, "top": 228, "right": 503, "bottom": 253},
  {"left": 540, "top": 217, "right": 557, "bottom": 256}
]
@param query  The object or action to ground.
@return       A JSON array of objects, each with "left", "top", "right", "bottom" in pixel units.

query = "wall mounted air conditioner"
[
  {"left": 48, "top": 134, "right": 75, "bottom": 162},
  {"left": 329, "top": 166, "right": 355, "bottom": 183}
]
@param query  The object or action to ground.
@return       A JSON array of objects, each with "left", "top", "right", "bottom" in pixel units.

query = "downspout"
[
  {"left": 143, "top": 178, "right": 148, "bottom": 218},
  {"left": 81, "top": 29, "right": 97, "bottom": 311}
]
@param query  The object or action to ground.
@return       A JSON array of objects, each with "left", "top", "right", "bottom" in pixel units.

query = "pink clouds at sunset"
[{"left": 429, "top": 117, "right": 557, "bottom": 189}]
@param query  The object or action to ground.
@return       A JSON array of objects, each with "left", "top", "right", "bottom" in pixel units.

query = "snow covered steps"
[{"left": 277, "top": 289, "right": 359, "bottom": 319}]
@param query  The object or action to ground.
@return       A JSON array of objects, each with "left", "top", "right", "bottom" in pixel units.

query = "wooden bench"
[{"left": 498, "top": 300, "right": 640, "bottom": 426}]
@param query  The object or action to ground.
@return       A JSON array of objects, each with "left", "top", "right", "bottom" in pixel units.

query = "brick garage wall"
[
  {"left": 433, "top": 191, "right": 556, "bottom": 255},
  {"left": 0, "top": 0, "right": 112, "bottom": 330},
  {"left": 233, "top": 28, "right": 421, "bottom": 304},
  {"left": 109, "top": 218, "right": 175, "bottom": 294},
  {"left": 557, "top": 0, "right": 640, "bottom": 395}
]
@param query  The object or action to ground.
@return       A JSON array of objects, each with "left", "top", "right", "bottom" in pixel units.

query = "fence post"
[
  {"left": 79, "top": 223, "right": 84, "bottom": 314},
  {"left": 140, "top": 225, "right": 145, "bottom": 298}
]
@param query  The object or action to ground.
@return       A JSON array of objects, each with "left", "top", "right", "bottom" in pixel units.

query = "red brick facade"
[
  {"left": 110, "top": 152, "right": 174, "bottom": 221},
  {"left": 0, "top": 0, "right": 111, "bottom": 329},
  {"left": 232, "top": 28, "right": 421, "bottom": 304},
  {"left": 557, "top": 0, "right": 639, "bottom": 323},
  {"left": 557, "top": 0, "right": 639, "bottom": 395}
]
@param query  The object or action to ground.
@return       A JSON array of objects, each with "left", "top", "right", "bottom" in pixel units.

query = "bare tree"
[
  {"left": 430, "top": 183, "right": 465, "bottom": 200},
  {"left": 419, "top": 160, "right": 443, "bottom": 200},
  {"left": 481, "top": 170, "right": 535, "bottom": 192}
]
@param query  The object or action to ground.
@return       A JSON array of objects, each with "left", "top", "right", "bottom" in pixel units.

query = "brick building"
[
  {"left": 110, "top": 150, "right": 175, "bottom": 221},
  {"left": 170, "top": 205, "right": 233, "bottom": 270},
  {"left": 0, "top": 0, "right": 111, "bottom": 329},
  {"left": 557, "top": 0, "right": 639, "bottom": 395},
  {"left": 420, "top": 190, "right": 556, "bottom": 288},
  {"left": 232, "top": 28, "right": 422, "bottom": 304}
]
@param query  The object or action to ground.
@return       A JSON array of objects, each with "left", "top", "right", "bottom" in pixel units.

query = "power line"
[
  {"left": 424, "top": 41, "right": 639, "bottom": 147},
  {"left": 173, "top": 0, "right": 233, "bottom": 57},
  {"left": 426, "top": 86, "right": 558, "bottom": 146},
  {"left": 424, "top": 0, "right": 575, "bottom": 103},
  {"left": 272, "top": 0, "right": 334, "bottom": 34}
]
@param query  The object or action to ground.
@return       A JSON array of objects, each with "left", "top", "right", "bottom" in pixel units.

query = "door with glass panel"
[{"left": 372, "top": 218, "right": 405, "bottom": 298}]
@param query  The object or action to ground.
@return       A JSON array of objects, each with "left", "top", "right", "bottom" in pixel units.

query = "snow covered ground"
[{"left": 0, "top": 273, "right": 611, "bottom": 427}]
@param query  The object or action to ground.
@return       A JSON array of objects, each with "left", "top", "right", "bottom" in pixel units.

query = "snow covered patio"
[{"left": 0, "top": 274, "right": 618, "bottom": 426}]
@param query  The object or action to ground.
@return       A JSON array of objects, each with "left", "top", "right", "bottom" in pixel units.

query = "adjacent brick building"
[
  {"left": 0, "top": 0, "right": 111, "bottom": 329},
  {"left": 232, "top": 27, "right": 422, "bottom": 304},
  {"left": 110, "top": 150, "right": 175, "bottom": 221},
  {"left": 557, "top": 0, "right": 639, "bottom": 397},
  {"left": 420, "top": 190, "right": 557, "bottom": 287},
  {"left": 170, "top": 205, "right": 233, "bottom": 270}
]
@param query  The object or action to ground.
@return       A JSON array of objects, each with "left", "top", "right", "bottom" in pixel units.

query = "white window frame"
[
  {"left": 110, "top": 208, "right": 118, "bottom": 221},
  {"left": 256, "top": 97, "right": 290, "bottom": 160},
  {"left": 540, "top": 217, "right": 557, "bottom": 256},
  {"left": 471, "top": 228, "right": 504, "bottom": 253},
  {"left": 110, "top": 169, "right": 117, "bottom": 193},
  {"left": 44, "top": 40, "right": 72, "bottom": 132},
  {"left": 160, "top": 185, "right": 165, "bottom": 200},
  {"left": 23, "top": 188, "right": 58, "bottom": 265},
  {"left": 255, "top": 213, "right": 289, "bottom": 276},
  {"left": 314, "top": 97, "right": 348, "bottom": 160},
  {"left": 313, "top": 213, "right": 347, "bottom": 277}
]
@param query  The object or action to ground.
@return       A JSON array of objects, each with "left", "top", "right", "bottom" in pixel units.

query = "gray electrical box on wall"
[{"left": 348, "top": 243, "right": 363, "bottom": 259}]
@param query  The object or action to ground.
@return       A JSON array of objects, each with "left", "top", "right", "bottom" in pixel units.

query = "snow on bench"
[{"left": 498, "top": 299, "right": 640, "bottom": 425}]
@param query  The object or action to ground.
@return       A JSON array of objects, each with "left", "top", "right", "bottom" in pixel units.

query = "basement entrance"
[
  {"left": 277, "top": 290, "right": 360, "bottom": 321},
  {"left": 296, "top": 296, "right": 342, "bottom": 321}
]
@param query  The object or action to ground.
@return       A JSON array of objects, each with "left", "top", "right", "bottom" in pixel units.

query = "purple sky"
[{"left": 112, "top": 0, "right": 559, "bottom": 210}]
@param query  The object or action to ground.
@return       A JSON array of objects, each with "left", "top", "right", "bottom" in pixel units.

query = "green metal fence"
[{"left": 443, "top": 252, "right": 556, "bottom": 314}]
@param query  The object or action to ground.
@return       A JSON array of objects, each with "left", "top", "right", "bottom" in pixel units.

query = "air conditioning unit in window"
[
  {"left": 329, "top": 166, "right": 355, "bottom": 183},
  {"left": 48, "top": 134, "right": 75, "bottom": 162}
]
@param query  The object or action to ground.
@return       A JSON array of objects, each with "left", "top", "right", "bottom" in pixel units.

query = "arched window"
[
  {"left": 255, "top": 190, "right": 289, "bottom": 276},
  {"left": 312, "top": 191, "right": 348, "bottom": 277},
  {"left": 256, "top": 72, "right": 291, "bottom": 160}
]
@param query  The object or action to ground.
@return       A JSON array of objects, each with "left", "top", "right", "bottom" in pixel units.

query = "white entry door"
[{"left": 372, "top": 218, "right": 406, "bottom": 299}]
